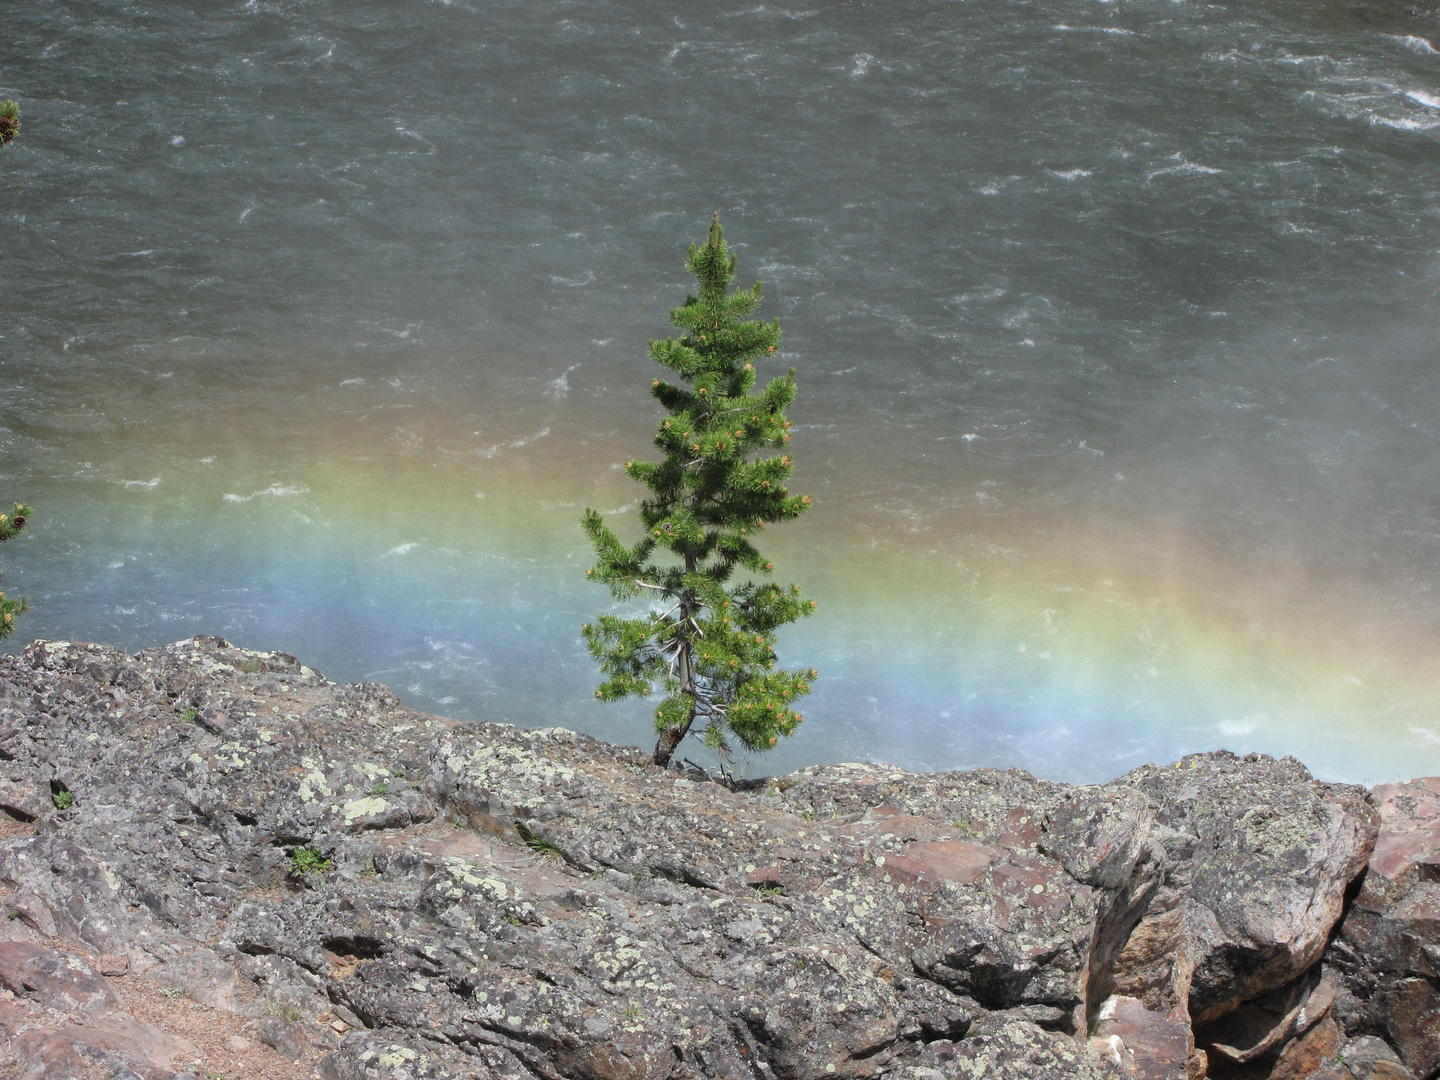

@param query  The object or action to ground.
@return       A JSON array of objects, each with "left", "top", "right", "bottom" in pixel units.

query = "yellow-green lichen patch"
[
  {"left": 376, "top": 1046, "right": 419, "bottom": 1067},
  {"left": 342, "top": 795, "right": 390, "bottom": 823},
  {"left": 297, "top": 756, "right": 333, "bottom": 802}
]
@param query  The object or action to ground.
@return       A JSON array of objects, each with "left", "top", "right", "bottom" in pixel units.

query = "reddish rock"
[
  {"left": 1370, "top": 978, "right": 1439, "bottom": 1079},
  {"left": 839, "top": 805, "right": 948, "bottom": 844},
  {"left": 879, "top": 839, "right": 1001, "bottom": 889},
  {"left": 1197, "top": 974, "right": 1335, "bottom": 1071},
  {"left": 999, "top": 805, "right": 1044, "bottom": 849},
  {"left": 0, "top": 941, "right": 120, "bottom": 1016},
  {"left": 0, "top": 942, "right": 200, "bottom": 1079},
  {"left": 1091, "top": 994, "right": 1191, "bottom": 1080},
  {"left": 746, "top": 863, "right": 783, "bottom": 885},
  {"left": 4, "top": 891, "right": 56, "bottom": 937},
  {"left": 13, "top": 1013, "right": 199, "bottom": 1079},
  {"left": 1270, "top": 1015, "right": 1341, "bottom": 1080},
  {"left": 1363, "top": 778, "right": 1440, "bottom": 900},
  {"left": 1328, "top": 778, "right": 1440, "bottom": 1079}
]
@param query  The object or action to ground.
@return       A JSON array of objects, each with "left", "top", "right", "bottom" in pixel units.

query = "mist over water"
[{"left": 5, "top": 0, "right": 1440, "bottom": 783}]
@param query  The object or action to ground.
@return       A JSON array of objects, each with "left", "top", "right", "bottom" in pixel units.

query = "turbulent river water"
[{"left": 4, "top": 0, "right": 1440, "bottom": 783}]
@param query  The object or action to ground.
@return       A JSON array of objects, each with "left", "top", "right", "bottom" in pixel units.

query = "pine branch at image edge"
[
  {"left": 582, "top": 213, "right": 817, "bottom": 768},
  {"left": 0, "top": 100, "right": 19, "bottom": 147},
  {"left": 0, "top": 505, "right": 31, "bottom": 638},
  {"left": 0, "top": 105, "right": 30, "bottom": 637}
]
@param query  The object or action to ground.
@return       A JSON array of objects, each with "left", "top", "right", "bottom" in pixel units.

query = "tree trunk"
[
  {"left": 652, "top": 723, "right": 688, "bottom": 767},
  {"left": 653, "top": 578, "right": 698, "bottom": 767}
]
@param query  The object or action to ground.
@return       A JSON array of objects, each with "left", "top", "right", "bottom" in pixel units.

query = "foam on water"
[
  {"left": 1053, "top": 24, "right": 1135, "bottom": 34},
  {"left": 222, "top": 485, "right": 312, "bottom": 504},
  {"left": 1388, "top": 34, "right": 1439, "bottom": 55},
  {"left": 1371, "top": 113, "right": 1440, "bottom": 130}
]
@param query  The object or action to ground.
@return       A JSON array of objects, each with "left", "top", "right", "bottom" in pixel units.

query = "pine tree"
[{"left": 583, "top": 213, "right": 817, "bottom": 768}]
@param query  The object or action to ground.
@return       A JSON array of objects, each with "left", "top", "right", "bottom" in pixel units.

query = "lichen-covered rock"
[
  {"left": 1113, "top": 753, "right": 1378, "bottom": 1026},
  {"left": 1337, "top": 1034, "right": 1417, "bottom": 1080},
  {"left": 318, "top": 1030, "right": 532, "bottom": 1079},
  {"left": 900, "top": 1020, "right": 1125, "bottom": 1079},
  {"left": 1326, "top": 778, "right": 1440, "bottom": 1080},
  {"left": 0, "top": 638, "right": 1403, "bottom": 1080}
]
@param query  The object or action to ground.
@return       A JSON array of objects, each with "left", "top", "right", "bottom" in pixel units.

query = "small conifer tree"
[{"left": 583, "top": 213, "right": 817, "bottom": 768}]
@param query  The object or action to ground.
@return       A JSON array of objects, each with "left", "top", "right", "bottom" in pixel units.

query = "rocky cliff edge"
[{"left": 0, "top": 637, "right": 1434, "bottom": 1080}]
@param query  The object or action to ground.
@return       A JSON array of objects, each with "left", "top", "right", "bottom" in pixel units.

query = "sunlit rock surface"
[{"left": 0, "top": 637, "right": 1425, "bottom": 1080}]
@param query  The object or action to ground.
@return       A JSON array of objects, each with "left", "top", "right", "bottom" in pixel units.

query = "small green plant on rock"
[
  {"left": 290, "top": 846, "right": 332, "bottom": 875},
  {"left": 371, "top": 780, "right": 389, "bottom": 796},
  {"left": 263, "top": 1001, "right": 303, "bottom": 1023},
  {"left": 52, "top": 790, "right": 73, "bottom": 811},
  {"left": 239, "top": 658, "right": 264, "bottom": 674},
  {"left": 522, "top": 832, "right": 564, "bottom": 860}
]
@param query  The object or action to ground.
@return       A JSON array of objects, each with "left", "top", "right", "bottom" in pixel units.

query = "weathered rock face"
[
  {"left": 0, "top": 638, "right": 1408, "bottom": 1080},
  {"left": 1327, "top": 778, "right": 1440, "bottom": 1080},
  {"left": 1113, "top": 755, "right": 1379, "bottom": 1026},
  {"left": 0, "top": 940, "right": 198, "bottom": 1079}
]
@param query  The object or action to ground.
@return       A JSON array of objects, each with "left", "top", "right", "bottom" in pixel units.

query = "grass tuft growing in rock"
[
  {"left": 289, "top": 846, "right": 332, "bottom": 875},
  {"left": 516, "top": 821, "right": 565, "bottom": 860},
  {"left": 263, "top": 1001, "right": 303, "bottom": 1023}
]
